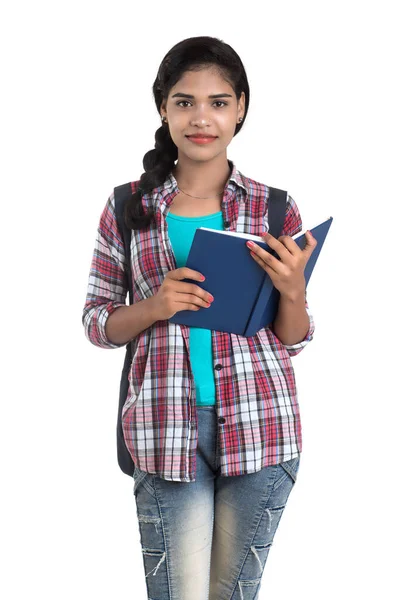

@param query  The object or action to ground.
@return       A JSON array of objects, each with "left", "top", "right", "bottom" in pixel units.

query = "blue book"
[{"left": 169, "top": 216, "right": 333, "bottom": 336}]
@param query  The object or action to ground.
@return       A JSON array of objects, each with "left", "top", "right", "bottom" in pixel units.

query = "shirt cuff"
[
  {"left": 92, "top": 301, "right": 127, "bottom": 349},
  {"left": 283, "top": 308, "right": 315, "bottom": 357}
]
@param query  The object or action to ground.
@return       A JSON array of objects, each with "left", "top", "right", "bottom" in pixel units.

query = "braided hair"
[{"left": 124, "top": 35, "right": 250, "bottom": 230}]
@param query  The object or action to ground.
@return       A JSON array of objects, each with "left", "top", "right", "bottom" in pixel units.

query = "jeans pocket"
[
  {"left": 133, "top": 465, "right": 156, "bottom": 498},
  {"left": 272, "top": 455, "right": 300, "bottom": 492}
]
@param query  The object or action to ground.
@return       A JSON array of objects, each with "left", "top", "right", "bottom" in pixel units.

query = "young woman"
[{"left": 83, "top": 35, "right": 317, "bottom": 600}]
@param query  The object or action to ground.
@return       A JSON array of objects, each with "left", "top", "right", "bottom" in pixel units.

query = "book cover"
[{"left": 169, "top": 217, "right": 333, "bottom": 336}]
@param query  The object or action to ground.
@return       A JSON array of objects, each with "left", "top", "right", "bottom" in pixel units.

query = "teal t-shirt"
[{"left": 166, "top": 210, "right": 224, "bottom": 407}]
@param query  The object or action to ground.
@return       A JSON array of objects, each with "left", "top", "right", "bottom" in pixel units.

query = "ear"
[{"left": 239, "top": 91, "right": 246, "bottom": 117}]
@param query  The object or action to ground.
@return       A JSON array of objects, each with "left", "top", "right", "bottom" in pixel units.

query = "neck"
[{"left": 172, "top": 156, "right": 232, "bottom": 198}]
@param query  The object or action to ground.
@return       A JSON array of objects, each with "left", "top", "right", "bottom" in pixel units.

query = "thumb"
[{"left": 303, "top": 231, "right": 318, "bottom": 260}]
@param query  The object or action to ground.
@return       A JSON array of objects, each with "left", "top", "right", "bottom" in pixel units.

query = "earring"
[
  {"left": 238, "top": 117, "right": 243, "bottom": 123},
  {"left": 162, "top": 116, "right": 167, "bottom": 123}
]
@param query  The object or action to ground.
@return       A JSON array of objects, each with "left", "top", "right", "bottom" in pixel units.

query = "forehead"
[{"left": 169, "top": 68, "right": 234, "bottom": 96}]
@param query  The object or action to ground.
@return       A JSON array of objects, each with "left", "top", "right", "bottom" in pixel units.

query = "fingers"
[
  {"left": 177, "top": 293, "right": 213, "bottom": 310},
  {"left": 247, "top": 239, "right": 283, "bottom": 274},
  {"left": 167, "top": 267, "right": 205, "bottom": 282},
  {"left": 178, "top": 283, "right": 214, "bottom": 304},
  {"left": 258, "top": 230, "right": 317, "bottom": 265},
  {"left": 249, "top": 246, "right": 282, "bottom": 276},
  {"left": 261, "top": 232, "right": 294, "bottom": 260},
  {"left": 303, "top": 231, "right": 318, "bottom": 260},
  {"left": 163, "top": 269, "right": 214, "bottom": 312},
  {"left": 166, "top": 268, "right": 212, "bottom": 304}
]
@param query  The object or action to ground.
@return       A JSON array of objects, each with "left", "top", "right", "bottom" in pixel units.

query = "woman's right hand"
[{"left": 150, "top": 267, "right": 214, "bottom": 321}]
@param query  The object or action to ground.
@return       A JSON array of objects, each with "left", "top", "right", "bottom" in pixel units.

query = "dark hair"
[{"left": 124, "top": 35, "right": 250, "bottom": 230}]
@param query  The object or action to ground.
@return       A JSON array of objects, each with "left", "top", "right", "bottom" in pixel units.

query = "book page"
[
  {"left": 200, "top": 216, "right": 332, "bottom": 241},
  {"left": 198, "top": 228, "right": 267, "bottom": 242}
]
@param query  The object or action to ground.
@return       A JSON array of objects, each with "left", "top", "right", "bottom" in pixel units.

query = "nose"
[
  {"left": 190, "top": 118, "right": 211, "bottom": 129},
  {"left": 190, "top": 109, "right": 211, "bottom": 127}
]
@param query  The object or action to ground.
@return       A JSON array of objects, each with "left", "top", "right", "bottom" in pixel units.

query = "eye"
[{"left": 176, "top": 100, "right": 228, "bottom": 108}]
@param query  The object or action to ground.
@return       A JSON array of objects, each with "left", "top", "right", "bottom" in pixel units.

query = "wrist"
[
  {"left": 280, "top": 288, "right": 306, "bottom": 304},
  {"left": 145, "top": 295, "right": 160, "bottom": 323}
]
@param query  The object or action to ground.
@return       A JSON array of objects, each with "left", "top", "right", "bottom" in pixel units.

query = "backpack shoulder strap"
[
  {"left": 114, "top": 183, "right": 133, "bottom": 305},
  {"left": 267, "top": 186, "right": 287, "bottom": 239},
  {"left": 114, "top": 183, "right": 135, "bottom": 477}
]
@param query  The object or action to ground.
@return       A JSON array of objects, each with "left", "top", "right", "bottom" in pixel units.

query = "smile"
[{"left": 186, "top": 136, "right": 217, "bottom": 144}]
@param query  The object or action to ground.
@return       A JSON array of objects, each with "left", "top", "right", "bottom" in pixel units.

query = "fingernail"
[
  {"left": 246, "top": 241, "right": 255, "bottom": 247},
  {"left": 208, "top": 294, "right": 214, "bottom": 302}
]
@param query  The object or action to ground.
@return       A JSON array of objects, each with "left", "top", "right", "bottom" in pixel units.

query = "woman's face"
[{"left": 161, "top": 67, "right": 245, "bottom": 163}]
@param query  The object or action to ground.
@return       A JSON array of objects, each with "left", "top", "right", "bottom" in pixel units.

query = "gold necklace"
[{"left": 177, "top": 186, "right": 224, "bottom": 200}]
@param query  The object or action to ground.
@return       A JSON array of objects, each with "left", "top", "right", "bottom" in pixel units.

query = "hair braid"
[{"left": 124, "top": 124, "right": 177, "bottom": 229}]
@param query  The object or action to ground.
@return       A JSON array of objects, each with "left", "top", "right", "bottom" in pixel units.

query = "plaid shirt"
[{"left": 82, "top": 160, "right": 315, "bottom": 482}]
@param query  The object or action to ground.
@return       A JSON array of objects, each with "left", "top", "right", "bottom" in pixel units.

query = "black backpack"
[{"left": 113, "top": 182, "right": 287, "bottom": 477}]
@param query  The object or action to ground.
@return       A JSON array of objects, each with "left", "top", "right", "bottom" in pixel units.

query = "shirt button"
[
  {"left": 214, "top": 363, "right": 223, "bottom": 371},
  {"left": 218, "top": 417, "right": 226, "bottom": 424}
]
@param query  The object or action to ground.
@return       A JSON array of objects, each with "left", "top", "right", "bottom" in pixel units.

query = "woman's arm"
[
  {"left": 271, "top": 291, "right": 310, "bottom": 346},
  {"left": 105, "top": 297, "right": 159, "bottom": 345},
  {"left": 82, "top": 193, "right": 130, "bottom": 349}
]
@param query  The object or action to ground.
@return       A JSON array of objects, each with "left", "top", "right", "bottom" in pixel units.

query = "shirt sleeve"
[
  {"left": 82, "top": 192, "right": 128, "bottom": 349},
  {"left": 266, "top": 192, "right": 316, "bottom": 357}
]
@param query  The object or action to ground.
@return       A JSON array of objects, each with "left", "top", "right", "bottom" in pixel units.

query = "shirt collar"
[{"left": 149, "top": 159, "right": 249, "bottom": 212}]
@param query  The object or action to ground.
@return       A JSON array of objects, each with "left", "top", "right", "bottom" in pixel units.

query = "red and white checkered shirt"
[{"left": 82, "top": 160, "right": 315, "bottom": 482}]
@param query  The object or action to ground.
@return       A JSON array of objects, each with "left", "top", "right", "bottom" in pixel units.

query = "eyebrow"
[{"left": 171, "top": 93, "right": 233, "bottom": 99}]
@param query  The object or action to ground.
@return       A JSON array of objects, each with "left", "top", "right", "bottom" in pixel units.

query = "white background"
[{"left": 1, "top": 1, "right": 399, "bottom": 598}]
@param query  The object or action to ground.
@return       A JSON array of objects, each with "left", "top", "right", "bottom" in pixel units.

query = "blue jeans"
[{"left": 132, "top": 405, "right": 300, "bottom": 600}]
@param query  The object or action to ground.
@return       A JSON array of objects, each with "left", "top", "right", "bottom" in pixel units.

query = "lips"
[
  {"left": 186, "top": 135, "right": 218, "bottom": 144},
  {"left": 186, "top": 135, "right": 217, "bottom": 139}
]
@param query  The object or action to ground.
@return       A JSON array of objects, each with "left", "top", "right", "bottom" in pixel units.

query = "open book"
[{"left": 169, "top": 216, "right": 333, "bottom": 336}]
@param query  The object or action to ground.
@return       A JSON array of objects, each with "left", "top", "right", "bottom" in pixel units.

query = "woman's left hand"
[{"left": 246, "top": 231, "right": 318, "bottom": 302}]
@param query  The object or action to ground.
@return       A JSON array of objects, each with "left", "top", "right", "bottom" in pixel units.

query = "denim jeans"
[{"left": 132, "top": 405, "right": 300, "bottom": 600}]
